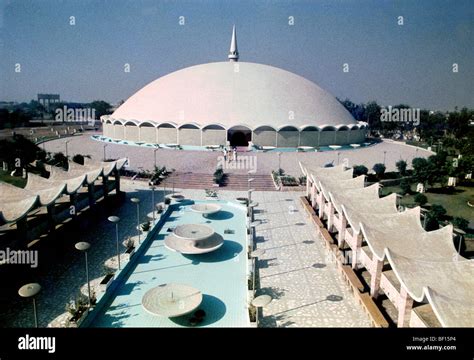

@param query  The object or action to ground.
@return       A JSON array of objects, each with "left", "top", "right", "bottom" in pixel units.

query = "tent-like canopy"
[
  {"left": 0, "top": 158, "right": 127, "bottom": 224},
  {"left": 300, "top": 161, "right": 474, "bottom": 327}
]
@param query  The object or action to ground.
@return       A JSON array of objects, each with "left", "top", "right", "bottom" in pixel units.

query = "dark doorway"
[{"left": 228, "top": 130, "right": 251, "bottom": 146}]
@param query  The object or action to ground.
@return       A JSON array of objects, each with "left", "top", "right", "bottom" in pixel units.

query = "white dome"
[{"left": 111, "top": 61, "right": 356, "bottom": 130}]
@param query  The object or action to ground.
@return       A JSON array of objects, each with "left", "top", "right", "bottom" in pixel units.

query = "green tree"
[
  {"left": 353, "top": 165, "right": 368, "bottom": 176},
  {"left": 452, "top": 217, "right": 469, "bottom": 232},
  {"left": 430, "top": 204, "right": 447, "bottom": 221},
  {"left": 365, "top": 101, "right": 382, "bottom": 132},
  {"left": 372, "top": 163, "right": 386, "bottom": 179},
  {"left": 399, "top": 179, "right": 411, "bottom": 195},
  {"left": 414, "top": 193, "right": 427, "bottom": 206},
  {"left": 89, "top": 100, "right": 112, "bottom": 119},
  {"left": 396, "top": 160, "right": 407, "bottom": 176}
]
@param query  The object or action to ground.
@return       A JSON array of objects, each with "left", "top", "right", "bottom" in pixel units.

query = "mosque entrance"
[{"left": 228, "top": 129, "right": 251, "bottom": 147}]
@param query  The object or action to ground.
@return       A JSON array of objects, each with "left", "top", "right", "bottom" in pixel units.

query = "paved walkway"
[
  {"left": 252, "top": 191, "right": 371, "bottom": 327},
  {"left": 43, "top": 133, "right": 432, "bottom": 176}
]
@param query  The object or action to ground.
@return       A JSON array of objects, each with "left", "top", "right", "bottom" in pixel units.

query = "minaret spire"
[{"left": 228, "top": 25, "right": 239, "bottom": 62}]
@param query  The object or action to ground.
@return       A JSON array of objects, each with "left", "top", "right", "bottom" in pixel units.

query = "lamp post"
[
  {"left": 248, "top": 177, "right": 254, "bottom": 192},
  {"left": 251, "top": 294, "right": 272, "bottom": 328},
  {"left": 249, "top": 220, "right": 260, "bottom": 251},
  {"left": 103, "top": 144, "right": 108, "bottom": 161},
  {"left": 150, "top": 186, "right": 156, "bottom": 224},
  {"left": 383, "top": 150, "right": 387, "bottom": 165},
  {"left": 75, "top": 242, "right": 92, "bottom": 307},
  {"left": 108, "top": 216, "right": 121, "bottom": 270},
  {"left": 171, "top": 168, "right": 176, "bottom": 195},
  {"left": 18, "top": 283, "right": 41, "bottom": 328},
  {"left": 153, "top": 147, "right": 158, "bottom": 169},
  {"left": 65, "top": 140, "right": 70, "bottom": 159},
  {"left": 250, "top": 249, "right": 265, "bottom": 297},
  {"left": 159, "top": 175, "right": 166, "bottom": 206},
  {"left": 278, "top": 152, "right": 282, "bottom": 174},
  {"left": 131, "top": 197, "right": 141, "bottom": 244}
]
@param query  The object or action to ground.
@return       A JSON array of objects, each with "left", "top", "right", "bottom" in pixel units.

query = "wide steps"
[{"left": 160, "top": 172, "right": 276, "bottom": 191}]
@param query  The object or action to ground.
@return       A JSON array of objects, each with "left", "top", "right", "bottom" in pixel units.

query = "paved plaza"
[
  {"left": 251, "top": 191, "right": 371, "bottom": 327},
  {"left": 1, "top": 179, "right": 370, "bottom": 327},
  {"left": 44, "top": 133, "right": 432, "bottom": 176}
]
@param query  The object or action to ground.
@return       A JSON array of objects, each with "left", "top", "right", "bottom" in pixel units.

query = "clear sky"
[{"left": 0, "top": 0, "right": 472, "bottom": 110}]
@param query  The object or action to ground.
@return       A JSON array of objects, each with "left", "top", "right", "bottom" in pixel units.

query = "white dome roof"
[{"left": 111, "top": 61, "right": 357, "bottom": 129}]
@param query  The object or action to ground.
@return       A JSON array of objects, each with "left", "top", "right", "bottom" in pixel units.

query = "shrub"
[
  {"left": 213, "top": 166, "right": 224, "bottom": 185},
  {"left": 72, "top": 154, "right": 84, "bottom": 165},
  {"left": 205, "top": 189, "right": 218, "bottom": 198},
  {"left": 372, "top": 163, "right": 386, "bottom": 178},
  {"left": 399, "top": 179, "right": 411, "bottom": 195},
  {"left": 280, "top": 176, "right": 298, "bottom": 186},
  {"left": 141, "top": 221, "right": 151, "bottom": 232},
  {"left": 424, "top": 214, "right": 440, "bottom": 231},
  {"left": 452, "top": 217, "right": 469, "bottom": 232},
  {"left": 124, "top": 237, "right": 135, "bottom": 249},
  {"left": 396, "top": 160, "right": 407, "bottom": 176},
  {"left": 414, "top": 193, "right": 427, "bottom": 206},
  {"left": 429, "top": 204, "right": 447, "bottom": 220},
  {"left": 353, "top": 165, "right": 368, "bottom": 176}
]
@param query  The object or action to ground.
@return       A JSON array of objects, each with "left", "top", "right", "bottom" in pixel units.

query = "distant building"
[{"left": 37, "top": 94, "right": 60, "bottom": 110}]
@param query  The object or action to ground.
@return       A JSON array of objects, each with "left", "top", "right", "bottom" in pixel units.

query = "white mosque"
[{"left": 101, "top": 26, "right": 366, "bottom": 148}]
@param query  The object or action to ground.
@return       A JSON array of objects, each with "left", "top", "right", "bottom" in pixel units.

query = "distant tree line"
[
  {"left": 0, "top": 100, "right": 112, "bottom": 129},
  {"left": 337, "top": 98, "right": 473, "bottom": 144}
]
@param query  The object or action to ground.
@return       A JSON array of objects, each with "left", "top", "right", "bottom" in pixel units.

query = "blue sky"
[{"left": 0, "top": 0, "right": 473, "bottom": 110}]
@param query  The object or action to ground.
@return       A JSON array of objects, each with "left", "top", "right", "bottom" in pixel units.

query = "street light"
[
  {"left": 18, "top": 283, "right": 41, "bottom": 328},
  {"left": 159, "top": 175, "right": 166, "bottom": 205},
  {"left": 103, "top": 144, "right": 108, "bottom": 161},
  {"left": 108, "top": 216, "right": 121, "bottom": 270},
  {"left": 131, "top": 197, "right": 141, "bottom": 244},
  {"left": 249, "top": 220, "right": 261, "bottom": 250},
  {"left": 153, "top": 147, "right": 158, "bottom": 169},
  {"left": 251, "top": 294, "right": 272, "bottom": 328},
  {"left": 248, "top": 178, "right": 254, "bottom": 191},
  {"left": 75, "top": 241, "right": 92, "bottom": 307},
  {"left": 250, "top": 249, "right": 265, "bottom": 296},
  {"left": 65, "top": 140, "right": 70, "bottom": 158},
  {"left": 278, "top": 152, "right": 282, "bottom": 174},
  {"left": 150, "top": 185, "right": 156, "bottom": 224},
  {"left": 171, "top": 168, "right": 176, "bottom": 195}
]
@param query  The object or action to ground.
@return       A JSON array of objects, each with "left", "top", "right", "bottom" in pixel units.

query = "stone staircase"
[
  {"left": 222, "top": 173, "right": 276, "bottom": 191},
  {"left": 160, "top": 172, "right": 276, "bottom": 191}
]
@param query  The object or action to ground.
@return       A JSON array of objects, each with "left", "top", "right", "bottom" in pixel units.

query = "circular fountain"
[
  {"left": 190, "top": 203, "right": 222, "bottom": 217},
  {"left": 165, "top": 224, "right": 224, "bottom": 254}
]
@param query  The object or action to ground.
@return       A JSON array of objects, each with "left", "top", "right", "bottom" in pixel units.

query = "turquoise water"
[
  {"left": 91, "top": 135, "right": 372, "bottom": 152},
  {"left": 89, "top": 200, "right": 249, "bottom": 327}
]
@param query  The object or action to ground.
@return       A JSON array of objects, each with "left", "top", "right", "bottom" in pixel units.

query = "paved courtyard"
[
  {"left": 250, "top": 191, "right": 371, "bottom": 327},
  {"left": 44, "top": 132, "right": 433, "bottom": 176},
  {"left": 1, "top": 180, "right": 370, "bottom": 327}
]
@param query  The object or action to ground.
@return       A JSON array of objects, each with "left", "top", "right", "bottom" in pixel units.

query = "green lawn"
[
  {"left": 381, "top": 183, "right": 474, "bottom": 220},
  {"left": 0, "top": 169, "right": 26, "bottom": 188}
]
